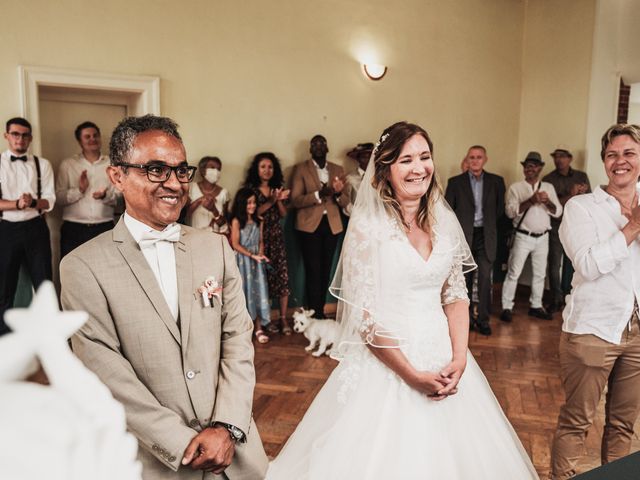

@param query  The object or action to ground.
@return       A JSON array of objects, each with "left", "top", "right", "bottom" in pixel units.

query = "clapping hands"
[
  {"left": 530, "top": 191, "right": 546, "bottom": 204},
  {"left": 319, "top": 176, "right": 345, "bottom": 199},
  {"left": 318, "top": 182, "right": 334, "bottom": 198},
  {"left": 332, "top": 175, "right": 345, "bottom": 194},
  {"left": 270, "top": 187, "right": 290, "bottom": 203},
  {"left": 16, "top": 193, "right": 33, "bottom": 210},
  {"left": 201, "top": 195, "right": 217, "bottom": 211},
  {"left": 79, "top": 170, "right": 89, "bottom": 194}
]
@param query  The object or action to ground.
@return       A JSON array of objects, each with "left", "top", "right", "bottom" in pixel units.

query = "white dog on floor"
[{"left": 292, "top": 308, "right": 339, "bottom": 357}]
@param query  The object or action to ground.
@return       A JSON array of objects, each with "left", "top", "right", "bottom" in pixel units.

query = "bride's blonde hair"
[{"left": 371, "top": 121, "right": 442, "bottom": 232}]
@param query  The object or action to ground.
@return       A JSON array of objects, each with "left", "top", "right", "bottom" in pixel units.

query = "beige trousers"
[{"left": 550, "top": 313, "right": 640, "bottom": 479}]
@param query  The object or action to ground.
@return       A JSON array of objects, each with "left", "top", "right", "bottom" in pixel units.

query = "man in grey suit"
[
  {"left": 445, "top": 145, "right": 506, "bottom": 336},
  {"left": 60, "top": 115, "right": 268, "bottom": 479}
]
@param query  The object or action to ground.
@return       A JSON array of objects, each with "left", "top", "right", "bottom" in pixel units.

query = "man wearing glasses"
[
  {"left": 60, "top": 115, "right": 268, "bottom": 479},
  {"left": 0, "top": 117, "right": 55, "bottom": 335}
]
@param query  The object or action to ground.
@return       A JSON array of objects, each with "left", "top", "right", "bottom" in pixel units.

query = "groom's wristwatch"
[{"left": 213, "top": 421, "right": 246, "bottom": 443}]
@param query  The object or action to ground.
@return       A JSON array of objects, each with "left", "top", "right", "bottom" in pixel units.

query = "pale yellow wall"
[
  {"left": 0, "top": 0, "right": 526, "bottom": 194},
  {"left": 628, "top": 101, "right": 640, "bottom": 124},
  {"left": 517, "top": 0, "right": 596, "bottom": 182},
  {"left": 584, "top": 0, "right": 640, "bottom": 187}
]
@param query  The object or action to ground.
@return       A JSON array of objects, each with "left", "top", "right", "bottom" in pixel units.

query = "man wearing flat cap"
[
  {"left": 501, "top": 151, "right": 562, "bottom": 322},
  {"left": 542, "top": 148, "right": 591, "bottom": 313},
  {"left": 343, "top": 142, "right": 373, "bottom": 217}
]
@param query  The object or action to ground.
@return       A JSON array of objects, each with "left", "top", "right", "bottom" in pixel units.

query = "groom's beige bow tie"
[{"left": 138, "top": 224, "right": 181, "bottom": 249}]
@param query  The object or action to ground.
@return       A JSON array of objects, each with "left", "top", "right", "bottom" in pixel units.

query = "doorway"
[
  {"left": 14, "top": 66, "right": 160, "bottom": 304},
  {"left": 39, "top": 87, "right": 131, "bottom": 287}
]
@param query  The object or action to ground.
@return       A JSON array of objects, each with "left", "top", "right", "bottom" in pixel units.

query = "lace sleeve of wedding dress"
[
  {"left": 441, "top": 254, "right": 470, "bottom": 305},
  {"left": 435, "top": 199, "right": 476, "bottom": 305}
]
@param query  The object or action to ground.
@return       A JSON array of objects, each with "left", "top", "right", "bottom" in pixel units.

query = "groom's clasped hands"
[{"left": 406, "top": 358, "right": 467, "bottom": 401}]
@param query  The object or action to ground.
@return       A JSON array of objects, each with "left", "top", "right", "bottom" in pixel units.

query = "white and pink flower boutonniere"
[{"left": 196, "top": 276, "right": 223, "bottom": 307}]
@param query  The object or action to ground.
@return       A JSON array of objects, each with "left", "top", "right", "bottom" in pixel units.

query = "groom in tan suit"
[{"left": 60, "top": 115, "right": 268, "bottom": 479}]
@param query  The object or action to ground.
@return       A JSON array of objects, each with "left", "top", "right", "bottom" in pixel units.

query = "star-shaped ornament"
[{"left": 0, "top": 281, "right": 87, "bottom": 381}]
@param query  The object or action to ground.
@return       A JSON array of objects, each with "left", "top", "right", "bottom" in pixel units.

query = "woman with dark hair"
[
  {"left": 186, "top": 156, "right": 229, "bottom": 234},
  {"left": 266, "top": 122, "right": 538, "bottom": 479},
  {"left": 244, "top": 152, "right": 292, "bottom": 334}
]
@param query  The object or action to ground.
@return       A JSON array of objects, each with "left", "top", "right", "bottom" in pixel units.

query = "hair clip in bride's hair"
[{"left": 373, "top": 133, "right": 390, "bottom": 155}]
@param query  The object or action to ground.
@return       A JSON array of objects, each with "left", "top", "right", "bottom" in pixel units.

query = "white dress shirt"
[
  {"left": 505, "top": 180, "right": 562, "bottom": 233},
  {"left": 312, "top": 159, "right": 329, "bottom": 211},
  {"left": 559, "top": 186, "right": 640, "bottom": 344},
  {"left": 124, "top": 212, "right": 179, "bottom": 320},
  {"left": 0, "top": 149, "right": 55, "bottom": 222},
  {"left": 56, "top": 154, "right": 118, "bottom": 223}
]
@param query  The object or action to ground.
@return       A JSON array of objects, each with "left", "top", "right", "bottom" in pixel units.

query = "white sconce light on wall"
[{"left": 362, "top": 63, "right": 387, "bottom": 81}]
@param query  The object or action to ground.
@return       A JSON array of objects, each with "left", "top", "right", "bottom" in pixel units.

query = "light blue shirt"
[{"left": 469, "top": 171, "right": 484, "bottom": 227}]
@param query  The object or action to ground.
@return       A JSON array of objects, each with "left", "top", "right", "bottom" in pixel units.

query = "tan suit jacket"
[
  {"left": 60, "top": 218, "right": 268, "bottom": 480},
  {"left": 290, "top": 159, "right": 349, "bottom": 234}
]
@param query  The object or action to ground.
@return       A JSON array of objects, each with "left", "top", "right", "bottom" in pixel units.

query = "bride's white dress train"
[{"left": 266, "top": 217, "right": 539, "bottom": 479}]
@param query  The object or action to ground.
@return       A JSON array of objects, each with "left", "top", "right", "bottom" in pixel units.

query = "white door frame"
[{"left": 18, "top": 65, "right": 160, "bottom": 155}]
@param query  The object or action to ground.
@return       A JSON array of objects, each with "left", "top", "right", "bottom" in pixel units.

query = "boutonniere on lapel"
[{"left": 196, "top": 276, "right": 223, "bottom": 307}]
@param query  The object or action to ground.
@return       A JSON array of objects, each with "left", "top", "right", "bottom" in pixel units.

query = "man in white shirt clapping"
[
  {"left": 500, "top": 151, "right": 562, "bottom": 322},
  {"left": 56, "top": 121, "right": 119, "bottom": 258},
  {"left": 0, "top": 117, "right": 56, "bottom": 335}
]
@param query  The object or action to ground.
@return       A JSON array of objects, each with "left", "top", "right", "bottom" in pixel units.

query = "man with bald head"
[
  {"left": 291, "top": 134, "right": 349, "bottom": 317},
  {"left": 61, "top": 115, "right": 268, "bottom": 479},
  {"left": 445, "top": 145, "right": 505, "bottom": 335}
]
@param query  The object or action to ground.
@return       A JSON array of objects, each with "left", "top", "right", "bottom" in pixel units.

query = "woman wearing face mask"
[{"left": 187, "top": 156, "right": 230, "bottom": 234}]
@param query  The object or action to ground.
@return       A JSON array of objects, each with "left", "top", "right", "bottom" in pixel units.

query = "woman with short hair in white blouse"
[{"left": 551, "top": 124, "right": 640, "bottom": 479}]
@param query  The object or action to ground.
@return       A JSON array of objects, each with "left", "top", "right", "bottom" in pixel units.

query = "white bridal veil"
[{"left": 329, "top": 139, "right": 476, "bottom": 359}]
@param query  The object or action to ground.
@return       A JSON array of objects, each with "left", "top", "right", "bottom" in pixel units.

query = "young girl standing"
[{"left": 230, "top": 187, "right": 273, "bottom": 343}]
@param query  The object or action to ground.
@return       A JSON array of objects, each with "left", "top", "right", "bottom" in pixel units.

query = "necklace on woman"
[{"left": 404, "top": 216, "right": 417, "bottom": 232}]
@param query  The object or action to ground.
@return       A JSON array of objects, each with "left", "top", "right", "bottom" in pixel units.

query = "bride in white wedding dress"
[{"left": 266, "top": 122, "right": 539, "bottom": 479}]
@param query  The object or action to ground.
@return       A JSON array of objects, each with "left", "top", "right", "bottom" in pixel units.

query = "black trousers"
[
  {"left": 466, "top": 227, "right": 494, "bottom": 326},
  {"left": 60, "top": 220, "right": 114, "bottom": 258},
  {"left": 0, "top": 217, "right": 52, "bottom": 335},
  {"left": 297, "top": 216, "right": 339, "bottom": 317}
]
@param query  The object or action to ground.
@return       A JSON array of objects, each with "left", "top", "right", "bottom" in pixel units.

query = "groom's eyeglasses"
[{"left": 117, "top": 162, "right": 197, "bottom": 183}]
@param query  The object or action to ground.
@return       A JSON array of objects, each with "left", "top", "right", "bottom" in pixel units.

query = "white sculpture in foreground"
[{"left": 0, "top": 281, "right": 141, "bottom": 480}]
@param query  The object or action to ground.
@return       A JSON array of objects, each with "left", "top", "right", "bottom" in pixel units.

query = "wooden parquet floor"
[{"left": 253, "top": 296, "right": 640, "bottom": 479}]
